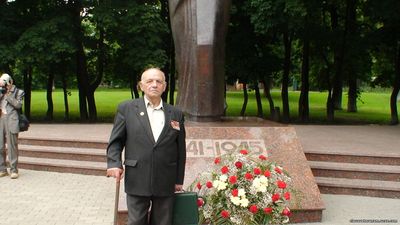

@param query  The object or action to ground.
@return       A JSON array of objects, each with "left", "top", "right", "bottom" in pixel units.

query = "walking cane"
[{"left": 114, "top": 177, "right": 120, "bottom": 225}]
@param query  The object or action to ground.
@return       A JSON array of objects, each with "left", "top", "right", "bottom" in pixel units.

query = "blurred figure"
[{"left": 0, "top": 73, "right": 24, "bottom": 179}]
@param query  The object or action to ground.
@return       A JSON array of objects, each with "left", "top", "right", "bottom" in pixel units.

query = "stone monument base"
[{"left": 117, "top": 122, "right": 324, "bottom": 224}]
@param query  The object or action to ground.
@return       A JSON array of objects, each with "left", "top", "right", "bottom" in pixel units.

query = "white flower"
[
  {"left": 218, "top": 181, "right": 227, "bottom": 190},
  {"left": 219, "top": 174, "right": 228, "bottom": 182},
  {"left": 259, "top": 175, "right": 269, "bottom": 184},
  {"left": 238, "top": 188, "right": 246, "bottom": 197},
  {"left": 230, "top": 196, "right": 241, "bottom": 206},
  {"left": 212, "top": 180, "right": 227, "bottom": 191},
  {"left": 239, "top": 197, "right": 249, "bottom": 207},
  {"left": 212, "top": 180, "right": 221, "bottom": 190},
  {"left": 252, "top": 176, "right": 269, "bottom": 193}
]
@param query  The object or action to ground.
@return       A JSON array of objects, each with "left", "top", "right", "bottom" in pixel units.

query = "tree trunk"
[
  {"left": 46, "top": 70, "right": 54, "bottom": 120},
  {"left": 319, "top": 26, "right": 335, "bottom": 121},
  {"left": 261, "top": 79, "right": 276, "bottom": 120},
  {"left": 346, "top": 0, "right": 358, "bottom": 113},
  {"left": 86, "top": 92, "right": 97, "bottom": 121},
  {"left": 71, "top": 1, "right": 89, "bottom": 120},
  {"left": 240, "top": 82, "right": 248, "bottom": 117},
  {"left": 299, "top": 37, "right": 310, "bottom": 122},
  {"left": 76, "top": 45, "right": 89, "bottom": 121},
  {"left": 224, "top": 83, "right": 227, "bottom": 116},
  {"left": 332, "top": 66, "right": 344, "bottom": 110},
  {"left": 23, "top": 67, "right": 33, "bottom": 119},
  {"left": 390, "top": 41, "right": 400, "bottom": 125},
  {"left": 87, "top": 25, "right": 107, "bottom": 121},
  {"left": 62, "top": 72, "right": 70, "bottom": 121},
  {"left": 163, "top": 0, "right": 175, "bottom": 104},
  {"left": 330, "top": 4, "right": 345, "bottom": 110},
  {"left": 347, "top": 77, "right": 358, "bottom": 112},
  {"left": 254, "top": 82, "right": 263, "bottom": 118},
  {"left": 327, "top": 89, "right": 334, "bottom": 122},
  {"left": 281, "top": 30, "right": 292, "bottom": 123},
  {"left": 161, "top": 0, "right": 171, "bottom": 103},
  {"left": 168, "top": 37, "right": 176, "bottom": 105},
  {"left": 131, "top": 72, "right": 140, "bottom": 99}
]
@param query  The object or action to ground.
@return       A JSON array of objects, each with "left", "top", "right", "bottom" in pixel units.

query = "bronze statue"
[{"left": 169, "top": 0, "right": 231, "bottom": 121}]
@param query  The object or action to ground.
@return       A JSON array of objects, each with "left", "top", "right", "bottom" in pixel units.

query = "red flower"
[
  {"left": 229, "top": 176, "right": 237, "bottom": 184},
  {"left": 235, "top": 161, "right": 243, "bottom": 169},
  {"left": 282, "top": 208, "right": 291, "bottom": 216},
  {"left": 214, "top": 157, "right": 221, "bottom": 164},
  {"left": 249, "top": 205, "right": 258, "bottom": 214},
  {"left": 221, "top": 210, "right": 230, "bottom": 218},
  {"left": 253, "top": 167, "right": 262, "bottom": 175},
  {"left": 284, "top": 192, "right": 291, "bottom": 200},
  {"left": 259, "top": 155, "right": 267, "bottom": 160},
  {"left": 272, "top": 193, "right": 280, "bottom": 202},
  {"left": 245, "top": 172, "right": 253, "bottom": 180},
  {"left": 275, "top": 167, "right": 282, "bottom": 174},
  {"left": 239, "top": 149, "right": 248, "bottom": 155},
  {"left": 277, "top": 180, "right": 287, "bottom": 189},
  {"left": 221, "top": 166, "right": 229, "bottom": 174},
  {"left": 206, "top": 181, "right": 213, "bottom": 188},
  {"left": 231, "top": 189, "right": 238, "bottom": 197},
  {"left": 196, "top": 182, "right": 202, "bottom": 190},
  {"left": 264, "top": 170, "right": 271, "bottom": 177},
  {"left": 197, "top": 198, "right": 204, "bottom": 207},
  {"left": 263, "top": 207, "right": 273, "bottom": 214}
]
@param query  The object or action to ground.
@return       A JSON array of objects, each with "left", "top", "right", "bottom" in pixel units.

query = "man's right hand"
[{"left": 106, "top": 168, "right": 124, "bottom": 182}]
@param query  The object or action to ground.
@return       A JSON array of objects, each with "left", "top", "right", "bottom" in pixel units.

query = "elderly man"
[
  {"left": 106, "top": 68, "right": 186, "bottom": 225},
  {"left": 0, "top": 73, "right": 24, "bottom": 179}
]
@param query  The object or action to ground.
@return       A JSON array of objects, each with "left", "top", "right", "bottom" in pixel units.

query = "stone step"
[
  {"left": 18, "top": 144, "right": 106, "bottom": 162},
  {"left": 18, "top": 156, "right": 106, "bottom": 176},
  {"left": 305, "top": 150, "right": 400, "bottom": 166},
  {"left": 309, "top": 161, "right": 400, "bottom": 182},
  {"left": 315, "top": 177, "right": 400, "bottom": 198},
  {"left": 19, "top": 137, "right": 108, "bottom": 149}
]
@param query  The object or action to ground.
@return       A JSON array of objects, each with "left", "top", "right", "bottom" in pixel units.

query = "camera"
[{"left": 0, "top": 86, "right": 7, "bottom": 94}]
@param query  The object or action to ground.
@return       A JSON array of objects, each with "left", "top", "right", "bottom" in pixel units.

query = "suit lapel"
[{"left": 134, "top": 98, "right": 155, "bottom": 144}]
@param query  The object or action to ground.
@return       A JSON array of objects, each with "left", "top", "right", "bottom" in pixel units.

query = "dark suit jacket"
[{"left": 107, "top": 98, "right": 186, "bottom": 197}]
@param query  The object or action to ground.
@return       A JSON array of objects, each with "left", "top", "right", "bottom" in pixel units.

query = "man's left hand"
[{"left": 175, "top": 184, "right": 183, "bottom": 192}]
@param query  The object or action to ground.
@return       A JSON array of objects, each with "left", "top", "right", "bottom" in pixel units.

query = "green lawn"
[
  {"left": 226, "top": 90, "right": 394, "bottom": 124},
  {"left": 28, "top": 89, "right": 397, "bottom": 124}
]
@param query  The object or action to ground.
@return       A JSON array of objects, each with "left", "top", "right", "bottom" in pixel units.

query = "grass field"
[{"left": 28, "top": 89, "right": 398, "bottom": 124}]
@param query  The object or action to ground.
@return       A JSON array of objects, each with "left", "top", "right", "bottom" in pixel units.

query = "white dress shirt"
[{"left": 144, "top": 97, "right": 165, "bottom": 142}]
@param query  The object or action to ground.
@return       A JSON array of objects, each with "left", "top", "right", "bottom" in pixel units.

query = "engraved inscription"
[{"left": 186, "top": 139, "right": 267, "bottom": 158}]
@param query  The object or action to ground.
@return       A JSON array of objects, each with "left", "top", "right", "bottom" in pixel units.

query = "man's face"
[{"left": 139, "top": 69, "right": 166, "bottom": 99}]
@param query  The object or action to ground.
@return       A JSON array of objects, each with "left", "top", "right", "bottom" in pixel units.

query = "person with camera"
[{"left": 0, "top": 73, "right": 24, "bottom": 179}]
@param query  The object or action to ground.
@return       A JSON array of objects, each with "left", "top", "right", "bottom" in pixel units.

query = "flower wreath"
[{"left": 189, "top": 149, "right": 292, "bottom": 225}]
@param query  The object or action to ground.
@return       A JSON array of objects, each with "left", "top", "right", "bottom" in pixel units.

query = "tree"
[
  {"left": 364, "top": 0, "right": 400, "bottom": 124},
  {"left": 101, "top": 1, "right": 168, "bottom": 99},
  {"left": 298, "top": 0, "right": 324, "bottom": 122},
  {"left": 15, "top": 14, "right": 75, "bottom": 120},
  {"left": 226, "top": 1, "right": 266, "bottom": 118},
  {"left": 247, "top": 0, "right": 305, "bottom": 123}
]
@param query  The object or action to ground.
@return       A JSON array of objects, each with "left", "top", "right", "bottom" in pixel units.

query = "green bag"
[{"left": 172, "top": 192, "right": 199, "bottom": 225}]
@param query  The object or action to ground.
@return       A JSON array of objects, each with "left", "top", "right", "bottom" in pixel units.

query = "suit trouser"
[
  {"left": 126, "top": 194, "right": 174, "bottom": 225},
  {"left": 0, "top": 116, "right": 19, "bottom": 173}
]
